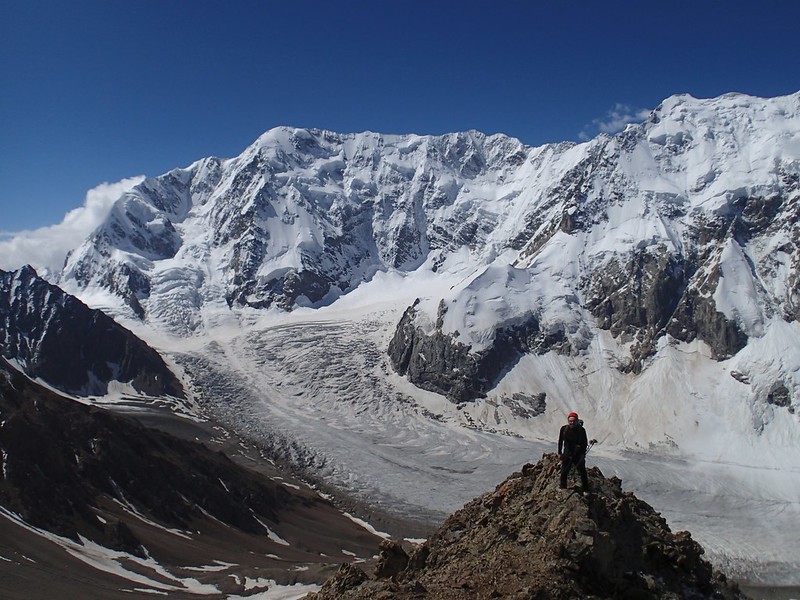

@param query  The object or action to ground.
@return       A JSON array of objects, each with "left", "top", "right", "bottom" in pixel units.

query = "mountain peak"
[
  {"left": 650, "top": 90, "right": 800, "bottom": 128},
  {"left": 309, "top": 454, "right": 749, "bottom": 599}
]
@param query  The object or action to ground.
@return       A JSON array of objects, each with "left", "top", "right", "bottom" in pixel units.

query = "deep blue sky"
[{"left": 2, "top": 0, "right": 799, "bottom": 234}]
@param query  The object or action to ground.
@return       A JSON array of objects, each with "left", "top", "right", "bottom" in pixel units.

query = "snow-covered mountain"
[{"left": 44, "top": 91, "right": 800, "bottom": 584}]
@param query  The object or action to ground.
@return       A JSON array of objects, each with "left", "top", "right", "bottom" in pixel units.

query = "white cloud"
[
  {"left": 579, "top": 103, "right": 652, "bottom": 141},
  {"left": 0, "top": 176, "right": 144, "bottom": 277}
]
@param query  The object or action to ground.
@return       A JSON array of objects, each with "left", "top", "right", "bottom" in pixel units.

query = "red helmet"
[{"left": 568, "top": 412, "right": 578, "bottom": 420}]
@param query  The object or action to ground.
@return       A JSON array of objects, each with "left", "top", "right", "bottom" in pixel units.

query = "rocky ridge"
[
  {"left": 0, "top": 356, "right": 383, "bottom": 597},
  {"left": 307, "top": 454, "right": 749, "bottom": 599},
  {"left": 0, "top": 265, "right": 183, "bottom": 397}
]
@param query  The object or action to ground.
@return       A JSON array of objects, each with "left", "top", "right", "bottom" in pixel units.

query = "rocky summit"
[{"left": 307, "top": 454, "right": 749, "bottom": 600}]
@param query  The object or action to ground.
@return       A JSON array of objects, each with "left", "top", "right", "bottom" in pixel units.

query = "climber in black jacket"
[{"left": 558, "top": 411, "right": 590, "bottom": 492}]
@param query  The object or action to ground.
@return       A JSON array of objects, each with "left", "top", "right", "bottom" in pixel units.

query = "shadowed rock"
[{"left": 0, "top": 265, "right": 183, "bottom": 397}]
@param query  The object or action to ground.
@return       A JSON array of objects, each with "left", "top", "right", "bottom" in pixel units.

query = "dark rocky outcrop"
[
  {"left": 766, "top": 384, "right": 792, "bottom": 409},
  {"left": 583, "top": 239, "right": 752, "bottom": 369},
  {"left": 666, "top": 284, "right": 749, "bottom": 359},
  {"left": 97, "top": 262, "right": 151, "bottom": 319},
  {"left": 585, "top": 249, "right": 687, "bottom": 341},
  {"left": 229, "top": 267, "right": 333, "bottom": 310},
  {"left": 0, "top": 266, "right": 183, "bottom": 397},
  {"left": 307, "top": 454, "right": 750, "bottom": 600},
  {"left": 388, "top": 301, "right": 567, "bottom": 402}
]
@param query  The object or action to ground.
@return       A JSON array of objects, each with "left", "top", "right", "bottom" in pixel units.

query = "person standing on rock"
[{"left": 558, "top": 412, "right": 590, "bottom": 492}]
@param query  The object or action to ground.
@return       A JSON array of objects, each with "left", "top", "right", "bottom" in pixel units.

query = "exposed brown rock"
[
  {"left": 306, "top": 454, "right": 751, "bottom": 599},
  {"left": 374, "top": 539, "right": 411, "bottom": 579}
]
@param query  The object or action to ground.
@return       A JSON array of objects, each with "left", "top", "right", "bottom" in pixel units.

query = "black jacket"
[{"left": 558, "top": 423, "right": 588, "bottom": 458}]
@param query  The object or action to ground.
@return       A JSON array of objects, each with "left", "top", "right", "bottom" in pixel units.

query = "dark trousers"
[{"left": 560, "top": 453, "right": 589, "bottom": 489}]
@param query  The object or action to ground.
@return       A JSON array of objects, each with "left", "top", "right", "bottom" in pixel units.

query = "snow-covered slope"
[{"left": 49, "top": 92, "right": 800, "bottom": 584}]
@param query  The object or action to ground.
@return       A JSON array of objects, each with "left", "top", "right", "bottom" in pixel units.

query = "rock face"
[
  {"left": 388, "top": 301, "right": 560, "bottom": 402},
  {"left": 0, "top": 265, "right": 183, "bottom": 397},
  {"left": 307, "top": 454, "right": 749, "bottom": 599},
  {"left": 60, "top": 130, "right": 539, "bottom": 328}
]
